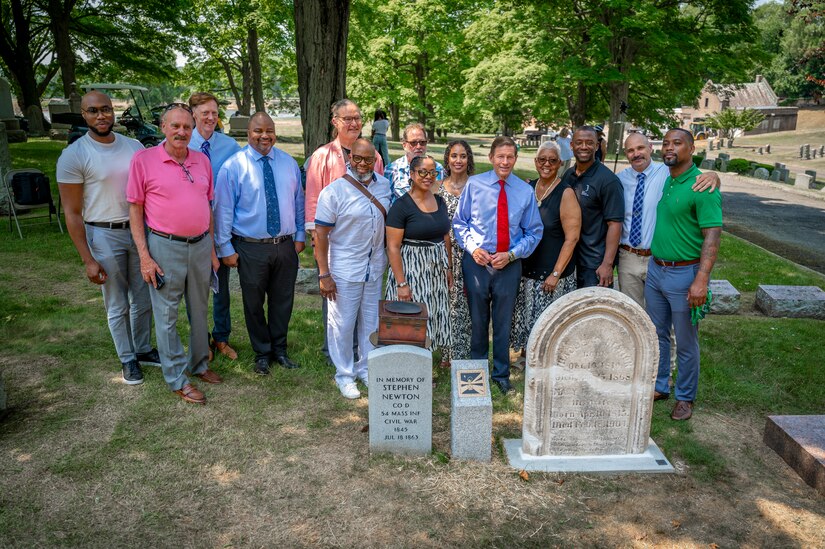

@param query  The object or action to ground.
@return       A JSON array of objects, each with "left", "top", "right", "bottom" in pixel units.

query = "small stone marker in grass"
[
  {"left": 450, "top": 359, "right": 492, "bottom": 462},
  {"left": 368, "top": 345, "right": 432, "bottom": 456},
  {"left": 755, "top": 285, "right": 825, "bottom": 320},
  {"left": 708, "top": 280, "right": 740, "bottom": 315},
  {"left": 794, "top": 173, "right": 812, "bottom": 189},
  {"left": 764, "top": 416, "right": 825, "bottom": 496},
  {"left": 504, "top": 288, "right": 673, "bottom": 473}
]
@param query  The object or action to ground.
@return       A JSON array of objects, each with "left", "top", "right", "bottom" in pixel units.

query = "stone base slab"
[
  {"left": 764, "top": 415, "right": 825, "bottom": 495},
  {"left": 709, "top": 279, "right": 740, "bottom": 315},
  {"left": 755, "top": 285, "right": 825, "bottom": 319},
  {"left": 503, "top": 438, "right": 674, "bottom": 474}
]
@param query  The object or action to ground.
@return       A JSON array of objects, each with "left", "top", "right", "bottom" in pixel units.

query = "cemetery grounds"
[{"left": 0, "top": 131, "right": 823, "bottom": 547}]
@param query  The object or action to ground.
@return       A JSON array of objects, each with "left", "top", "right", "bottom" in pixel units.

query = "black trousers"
[{"left": 235, "top": 237, "right": 299, "bottom": 360}]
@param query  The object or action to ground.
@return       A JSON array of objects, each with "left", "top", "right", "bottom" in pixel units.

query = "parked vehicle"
[{"left": 67, "top": 84, "right": 163, "bottom": 147}]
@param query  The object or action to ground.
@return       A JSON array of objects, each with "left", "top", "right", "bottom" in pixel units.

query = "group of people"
[{"left": 57, "top": 93, "right": 722, "bottom": 421}]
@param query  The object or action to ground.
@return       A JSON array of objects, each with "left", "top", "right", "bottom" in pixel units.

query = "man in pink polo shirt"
[{"left": 127, "top": 104, "right": 222, "bottom": 405}]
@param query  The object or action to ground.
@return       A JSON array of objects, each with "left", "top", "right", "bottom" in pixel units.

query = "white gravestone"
[
  {"left": 504, "top": 288, "right": 673, "bottom": 473},
  {"left": 451, "top": 359, "right": 492, "bottom": 462},
  {"left": 368, "top": 345, "right": 432, "bottom": 456}
]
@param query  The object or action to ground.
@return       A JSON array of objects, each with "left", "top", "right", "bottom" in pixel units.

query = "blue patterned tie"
[
  {"left": 629, "top": 172, "right": 646, "bottom": 247},
  {"left": 260, "top": 156, "right": 280, "bottom": 236},
  {"left": 200, "top": 140, "right": 211, "bottom": 161}
]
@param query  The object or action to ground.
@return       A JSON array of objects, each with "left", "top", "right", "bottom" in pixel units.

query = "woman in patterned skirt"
[
  {"left": 385, "top": 155, "right": 453, "bottom": 363},
  {"left": 438, "top": 139, "right": 475, "bottom": 367},
  {"left": 511, "top": 141, "right": 581, "bottom": 360}
]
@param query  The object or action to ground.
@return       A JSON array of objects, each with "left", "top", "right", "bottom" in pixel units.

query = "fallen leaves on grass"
[
  {"left": 519, "top": 470, "right": 530, "bottom": 482},
  {"left": 672, "top": 519, "right": 682, "bottom": 529}
]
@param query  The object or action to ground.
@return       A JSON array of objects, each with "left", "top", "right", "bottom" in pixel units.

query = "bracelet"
[
  {"left": 318, "top": 273, "right": 331, "bottom": 280},
  {"left": 397, "top": 281, "right": 409, "bottom": 288}
]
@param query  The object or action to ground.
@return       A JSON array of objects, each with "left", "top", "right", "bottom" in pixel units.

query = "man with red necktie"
[{"left": 453, "top": 136, "right": 543, "bottom": 395}]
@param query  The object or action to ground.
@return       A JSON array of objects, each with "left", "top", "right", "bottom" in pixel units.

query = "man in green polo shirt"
[{"left": 645, "top": 128, "right": 722, "bottom": 421}]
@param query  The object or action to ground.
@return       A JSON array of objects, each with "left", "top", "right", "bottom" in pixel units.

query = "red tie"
[{"left": 496, "top": 179, "right": 509, "bottom": 253}]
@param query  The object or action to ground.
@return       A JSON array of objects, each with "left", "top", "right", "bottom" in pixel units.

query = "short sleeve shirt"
[{"left": 386, "top": 193, "right": 450, "bottom": 243}]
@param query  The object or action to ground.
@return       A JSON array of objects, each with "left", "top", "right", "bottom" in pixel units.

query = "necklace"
[{"left": 535, "top": 176, "right": 560, "bottom": 204}]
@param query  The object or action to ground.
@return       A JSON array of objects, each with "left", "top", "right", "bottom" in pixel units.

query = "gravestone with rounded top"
[{"left": 504, "top": 288, "right": 672, "bottom": 473}]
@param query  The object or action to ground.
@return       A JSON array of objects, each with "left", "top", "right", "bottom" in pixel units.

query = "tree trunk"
[
  {"left": 567, "top": 81, "right": 587, "bottom": 128},
  {"left": 49, "top": 0, "right": 78, "bottom": 97},
  {"left": 294, "top": 0, "right": 351, "bottom": 158},
  {"left": 248, "top": 26, "right": 265, "bottom": 113},
  {"left": 390, "top": 101, "right": 400, "bottom": 141},
  {"left": 218, "top": 57, "right": 244, "bottom": 114},
  {"left": 607, "top": 81, "right": 629, "bottom": 156},
  {"left": 241, "top": 57, "right": 252, "bottom": 116}
]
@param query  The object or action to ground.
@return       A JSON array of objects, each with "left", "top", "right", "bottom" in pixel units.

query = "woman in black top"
[
  {"left": 511, "top": 141, "right": 581, "bottom": 357},
  {"left": 386, "top": 155, "right": 453, "bottom": 360}
]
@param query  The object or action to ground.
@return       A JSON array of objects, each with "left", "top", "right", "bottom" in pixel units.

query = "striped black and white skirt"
[{"left": 510, "top": 272, "right": 577, "bottom": 351}]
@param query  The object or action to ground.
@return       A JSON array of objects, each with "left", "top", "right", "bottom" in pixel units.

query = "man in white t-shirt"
[{"left": 57, "top": 91, "right": 158, "bottom": 386}]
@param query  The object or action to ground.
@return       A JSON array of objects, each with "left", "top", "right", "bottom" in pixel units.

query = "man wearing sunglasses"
[
  {"left": 127, "top": 103, "right": 223, "bottom": 405},
  {"left": 187, "top": 92, "right": 242, "bottom": 362},
  {"left": 57, "top": 91, "right": 160, "bottom": 386},
  {"left": 384, "top": 123, "right": 444, "bottom": 204}
]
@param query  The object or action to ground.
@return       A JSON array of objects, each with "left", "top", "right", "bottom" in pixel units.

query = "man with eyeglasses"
[
  {"left": 384, "top": 122, "right": 444, "bottom": 203},
  {"left": 214, "top": 112, "right": 305, "bottom": 376},
  {"left": 57, "top": 91, "right": 160, "bottom": 386},
  {"left": 127, "top": 103, "right": 223, "bottom": 405},
  {"left": 187, "top": 92, "right": 242, "bottom": 363}
]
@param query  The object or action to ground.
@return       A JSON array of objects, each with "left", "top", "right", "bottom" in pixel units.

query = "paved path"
[{"left": 717, "top": 173, "right": 825, "bottom": 274}]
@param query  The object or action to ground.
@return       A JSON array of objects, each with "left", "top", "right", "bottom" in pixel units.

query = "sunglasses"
[
  {"left": 406, "top": 140, "right": 428, "bottom": 147},
  {"left": 351, "top": 155, "right": 375, "bottom": 165},
  {"left": 415, "top": 169, "right": 438, "bottom": 178},
  {"left": 82, "top": 106, "right": 114, "bottom": 115},
  {"left": 178, "top": 162, "right": 194, "bottom": 183},
  {"left": 165, "top": 102, "right": 193, "bottom": 114}
]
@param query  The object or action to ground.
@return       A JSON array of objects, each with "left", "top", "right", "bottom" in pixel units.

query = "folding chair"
[{"left": 3, "top": 168, "right": 64, "bottom": 239}]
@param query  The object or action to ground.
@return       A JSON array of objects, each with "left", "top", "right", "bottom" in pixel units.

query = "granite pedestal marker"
[
  {"left": 764, "top": 416, "right": 825, "bottom": 495},
  {"left": 369, "top": 345, "right": 432, "bottom": 456},
  {"left": 504, "top": 288, "right": 673, "bottom": 473},
  {"left": 451, "top": 359, "right": 492, "bottom": 462},
  {"left": 755, "top": 285, "right": 825, "bottom": 319},
  {"left": 708, "top": 280, "right": 740, "bottom": 315}
]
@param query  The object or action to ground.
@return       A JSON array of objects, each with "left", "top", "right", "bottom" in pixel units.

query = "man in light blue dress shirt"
[
  {"left": 188, "top": 92, "right": 242, "bottom": 361},
  {"left": 214, "top": 112, "right": 306, "bottom": 375},
  {"left": 453, "top": 136, "right": 543, "bottom": 394}
]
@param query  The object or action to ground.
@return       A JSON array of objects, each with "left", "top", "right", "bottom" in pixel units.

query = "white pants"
[{"left": 327, "top": 277, "right": 381, "bottom": 386}]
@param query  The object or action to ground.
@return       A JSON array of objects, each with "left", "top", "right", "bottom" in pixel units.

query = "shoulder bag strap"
[{"left": 343, "top": 174, "right": 387, "bottom": 218}]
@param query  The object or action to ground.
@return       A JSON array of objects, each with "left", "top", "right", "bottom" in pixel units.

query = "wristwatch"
[
  {"left": 551, "top": 270, "right": 560, "bottom": 278},
  {"left": 508, "top": 251, "right": 516, "bottom": 263},
  {"left": 397, "top": 281, "right": 409, "bottom": 288}
]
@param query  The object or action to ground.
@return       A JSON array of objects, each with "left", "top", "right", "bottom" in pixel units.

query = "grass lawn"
[{"left": 1, "top": 139, "right": 824, "bottom": 547}]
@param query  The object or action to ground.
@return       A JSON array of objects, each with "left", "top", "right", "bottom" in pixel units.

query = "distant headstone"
[
  {"left": 804, "top": 144, "right": 811, "bottom": 160},
  {"left": 708, "top": 141, "right": 715, "bottom": 151},
  {"left": 794, "top": 173, "right": 812, "bottom": 189},
  {"left": 719, "top": 138, "right": 725, "bottom": 148},
  {"left": 504, "top": 288, "right": 672, "bottom": 473},
  {"left": 726, "top": 139, "right": 733, "bottom": 148},
  {"left": 709, "top": 280, "right": 740, "bottom": 314},
  {"left": 0, "top": 77, "right": 13, "bottom": 119},
  {"left": 651, "top": 150, "right": 662, "bottom": 161},
  {"left": 805, "top": 170, "right": 817, "bottom": 183},
  {"left": 765, "top": 144, "right": 771, "bottom": 154},
  {"left": 758, "top": 147, "right": 763, "bottom": 155},
  {"left": 368, "top": 345, "right": 432, "bottom": 456},
  {"left": 800, "top": 146, "right": 805, "bottom": 159},
  {"left": 755, "top": 285, "right": 825, "bottom": 320},
  {"left": 820, "top": 146, "right": 824, "bottom": 157},
  {"left": 769, "top": 170, "right": 782, "bottom": 182},
  {"left": 718, "top": 152, "right": 730, "bottom": 161},
  {"left": 814, "top": 149, "right": 819, "bottom": 159},
  {"left": 228, "top": 115, "right": 250, "bottom": 137},
  {"left": 764, "top": 415, "right": 825, "bottom": 496},
  {"left": 719, "top": 159, "right": 729, "bottom": 172},
  {"left": 779, "top": 168, "right": 790, "bottom": 182},
  {"left": 774, "top": 162, "right": 785, "bottom": 170},
  {"left": 0, "top": 122, "right": 10, "bottom": 177},
  {"left": 754, "top": 167, "right": 770, "bottom": 179},
  {"left": 700, "top": 159, "right": 715, "bottom": 170},
  {"left": 450, "top": 360, "right": 492, "bottom": 462}
]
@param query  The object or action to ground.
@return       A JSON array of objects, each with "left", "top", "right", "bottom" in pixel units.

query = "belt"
[
  {"left": 148, "top": 227, "right": 208, "bottom": 244},
  {"left": 620, "top": 244, "right": 651, "bottom": 257},
  {"left": 233, "top": 234, "right": 292, "bottom": 244},
  {"left": 653, "top": 257, "right": 700, "bottom": 267},
  {"left": 86, "top": 221, "right": 130, "bottom": 229},
  {"left": 402, "top": 238, "right": 442, "bottom": 248}
]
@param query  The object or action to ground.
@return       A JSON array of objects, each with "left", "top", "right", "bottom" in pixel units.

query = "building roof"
[{"left": 706, "top": 76, "right": 778, "bottom": 109}]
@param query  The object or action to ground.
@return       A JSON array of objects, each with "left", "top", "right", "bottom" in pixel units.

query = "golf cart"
[{"left": 67, "top": 83, "right": 163, "bottom": 147}]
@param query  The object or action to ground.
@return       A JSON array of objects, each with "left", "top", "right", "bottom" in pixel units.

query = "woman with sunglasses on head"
[
  {"left": 438, "top": 140, "right": 475, "bottom": 367},
  {"left": 510, "top": 141, "right": 581, "bottom": 364},
  {"left": 385, "top": 155, "right": 453, "bottom": 369}
]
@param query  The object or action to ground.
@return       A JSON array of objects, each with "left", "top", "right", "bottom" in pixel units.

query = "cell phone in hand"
[{"left": 155, "top": 272, "right": 165, "bottom": 290}]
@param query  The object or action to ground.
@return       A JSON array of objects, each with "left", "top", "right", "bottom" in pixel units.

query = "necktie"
[
  {"left": 629, "top": 172, "right": 646, "bottom": 247},
  {"left": 200, "top": 140, "right": 211, "bottom": 161},
  {"left": 496, "top": 179, "right": 509, "bottom": 253},
  {"left": 260, "top": 156, "right": 281, "bottom": 237}
]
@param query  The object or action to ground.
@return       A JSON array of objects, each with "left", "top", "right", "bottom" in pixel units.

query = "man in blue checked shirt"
[
  {"left": 213, "top": 112, "right": 306, "bottom": 376},
  {"left": 188, "top": 92, "right": 242, "bottom": 361}
]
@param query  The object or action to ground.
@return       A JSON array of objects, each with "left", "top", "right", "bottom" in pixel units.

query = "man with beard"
[
  {"left": 384, "top": 122, "right": 444, "bottom": 203},
  {"left": 646, "top": 129, "right": 722, "bottom": 421},
  {"left": 453, "top": 136, "right": 542, "bottom": 395},
  {"left": 187, "top": 92, "right": 241, "bottom": 362},
  {"left": 560, "top": 126, "right": 624, "bottom": 288},
  {"left": 127, "top": 104, "right": 223, "bottom": 404},
  {"left": 57, "top": 91, "right": 159, "bottom": 385},
  {"left": 214, "top": 112, "right": 305, "bottom": 375},
  {"left": 314, "top": 138, "right": 391, "bottom": 400}
]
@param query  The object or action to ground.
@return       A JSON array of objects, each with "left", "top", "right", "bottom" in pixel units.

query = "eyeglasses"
[
  {"left": 336, "top": 115, "right": 362, "bottom": 124},
  {"left": 406, "top": 140, "right": 428, "bottom": 147},
  {"left": 351, "top": 155, "right": 375, "bottom": 165},
  {"left": 535, "top": 157, "right": 560, "bottom": 165},
  {"left": 165, "top": 102, "right": 193, "bottom": 114},
  {"left": 82, "top": 106, "right": 114, "bottom": 115},
  {"left": 415, "top": 169, "right": 438, "bottom": 178},
  {"left": 178, "top": 162, "right": 194, "bottom": 183}
]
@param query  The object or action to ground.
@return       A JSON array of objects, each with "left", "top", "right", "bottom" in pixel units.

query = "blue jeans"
[
  {"left": 462, "top": 252, "right": 521, "bottom": 384},
  {"left": 644, "top": 260, "right": 701, "bottom": 401},
  {"left": 373, "top": 134, "right": 389, "bottom": 167}
]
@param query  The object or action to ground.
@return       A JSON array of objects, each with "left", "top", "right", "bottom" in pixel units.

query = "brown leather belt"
[
  {"left": 620, "top": 244, "right": 651, "bottom": 257},
  {"left": 148, "top": 227, "right": 208, "bottom": 244},
  {"left": 233, "top": 234, "right": 291, "bottom": 244},
  {"left": 653, "top": 257, "right": 700, "bottom": 267}
]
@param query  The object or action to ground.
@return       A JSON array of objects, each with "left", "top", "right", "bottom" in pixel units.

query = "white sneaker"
[
  {"left": 339, "top": 382, "right": 361, "bottom": 399},
  {"left": 358, "top": 377, "right": 369, "bottom": 388}
]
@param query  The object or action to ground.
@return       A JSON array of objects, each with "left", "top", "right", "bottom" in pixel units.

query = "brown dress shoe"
[
  {"left": 195, "top": 368, "right": 223, "bottom": 384},
  {"left": 174, "top": 383, "right": 206, "bottom": 405},
  {"left": 671, "top": 400, "right": 693, "bottom": 421},
  {"left": 214, "top": 341, "right": 238, "bottom": 360},
  {"left": 654, "top": 391, "right": 670, "bottom": 401}
]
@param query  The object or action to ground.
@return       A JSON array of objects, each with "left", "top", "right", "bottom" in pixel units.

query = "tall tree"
[{"left": 294, "top": 0, "right": 350, "bottom": 157}]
